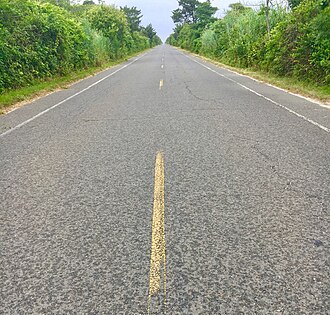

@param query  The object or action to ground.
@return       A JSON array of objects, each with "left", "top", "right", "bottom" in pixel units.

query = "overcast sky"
[{"left": 105, "top": 0, "right": 262, "bottom": 42}]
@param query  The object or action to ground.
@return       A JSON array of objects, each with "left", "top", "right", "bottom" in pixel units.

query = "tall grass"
[{"left": 200, "top": 6, "right": 287, "bottom": 68}]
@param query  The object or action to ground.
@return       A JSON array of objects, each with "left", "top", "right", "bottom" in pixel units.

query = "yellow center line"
[
  {"left": 148, "top": 152, "right": 166, "bottom": 314},
  {"left": 159, "top": 79, "right": 164, "bottom": 90}
]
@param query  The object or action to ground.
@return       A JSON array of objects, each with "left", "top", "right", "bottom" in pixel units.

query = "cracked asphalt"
[{"left": 1, "top": 45, "right": 329, "bottom": 314}]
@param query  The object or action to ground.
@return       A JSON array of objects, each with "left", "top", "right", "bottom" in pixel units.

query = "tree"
[
  {"left": 142, "top": 23, "right": 156, "bottom": 43},
  {"left": 195, "top": 0, "right": 217, "bottom": 29},
  {"left": 172, "top": 0, "right": 217, "bottom": 27},
  {"left": 166, "top": 24, "right": 183, "bottom": 45},
  {"left": 86, "top": 5, "right": 132, "bottom": 58},
  {"left": 40, "top": 0, "right": 71, "bottom": 9},
  {"left": 172, "top": 0, "right": 199, "bottom": 24},
  {"left": 264, "top": 0, "right": 330, "bottom": 84},
  {"left": 0, "top": 0, "right": 92, "bottom": 91},
  {"left": 83, "top": 0, "right": 95, "bottom": 5},
  {"left": 265, "top": 0, "right": 271, "bottom": 38},
  {"left": 120, "top": 6, "right": 142, "bottom": 32},
  {"left": 287, "top": 0, "right": 303, "bottom": 9},
  {"left": 229, "top": 2, "right": 250, "bottom": 12},
  {"left": 141, "top": 24, "right": 162, "bottom": 46},
  {"left": 177, "top": 23, "right": 200, "bottom": 51}
]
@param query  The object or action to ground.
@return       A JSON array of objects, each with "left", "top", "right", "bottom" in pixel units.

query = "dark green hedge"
[
  {"left": 263, "top": 0, "right": 330, "bottom": 84},
  {"left": 168, "top": 0, "right": 329, "bottom": 86},
  {"left": 0, "top": 0, "right": 160, "bottom": 93},
  {"left": 0, "top": 0, "right": 92, "bottom": 92}
]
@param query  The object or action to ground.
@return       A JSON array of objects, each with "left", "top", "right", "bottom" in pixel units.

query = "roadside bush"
[
  {"left": 81, "top": 20, "right": 110, "bottom": 66},
  {"left": 0, "top": 0, "right": 94, "bottom": 92},
  {"left": 263, "top": 0, "right": 330, "bottom": 84},
  {"left": 200, "top": 6, "right": 286, "bottom": 68},
  {"left": 0, "top": 1, "right": 161, "bottom": 93},
  {"left": 177, "top": 24, "right": 201, "bottom": 52},
  {"left": 131, "top": 31, "right": 150, "bottom": 53},
  {"left": 85, "top": 5, "right": 132, "bottom": 59},
  {"left": 169, "top": 0, "right": 329, "bottom": 87},
  {"left": 200, "top": 29, "right": 217, "bottom": 57}
]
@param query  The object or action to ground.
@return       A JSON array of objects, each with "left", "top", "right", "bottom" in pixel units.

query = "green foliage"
[
  {"left": 263, "top": 0, "right": 330, "bottom": 84},
  {"left": 142, "top": 24, "right": 162, "bottom": 46},
  {"left": 152, "top": 35, "right": 163, "bottom": 46},
  {"left": 85, "top": 5, "right": 132, "bottom": 59},
  {"left": 0, "top": 0, "right": 161, "bottom": 92},
  {"left": 228, "top": 2, "right": 251, "bottom": 12},
  {"left": 172, "top": 0, "right": 217, "bottom": 27},
  {"left": 195, "top": 1, "right": 218, "bottom": 29},
  {"left": 176, "top": 24, "right": 201, "bottom": 52},
  {"left": 168, "top": 0, "right": 329, "bottom": 86},
  {"left": 170, "top": 0, "right": 217, "bottom": 52},
  {"left": 288, "top": 0, "right": 303, "bottom": 9},
  {"left": 200, "top": 29, "right": 217, "bottom": 56},
  {"left": 166, "top": 24, "right": 183, "bottom": 45},
  {"left": 200, "top": 5, "right": 286, "bottom": 67},
  {"left": 131, "top": 31, "right": 150, "bottom": 52},
  {"left": 172, "top": 0, "right": 200, "bottom": 24},
  {"left": 83, "top": 0, "right": 95, "bottom": 5},
  {"left": 40, "top": 0, "right": 71, "bottom": 9},
  {"left": 121, "top": 6, "right": 142, "bottom": 32},
  {"left": 0, "top": 0, "right": 92, "bottom": 92},
  {"left": 80, "top": 19, "right": 109, "bottom": 66}
]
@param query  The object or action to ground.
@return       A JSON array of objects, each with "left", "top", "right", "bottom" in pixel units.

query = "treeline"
[
  {"left": 166, "top": 0, "right": 329, "bottom": 86},
  {"left": 0, "top": 0, "right": 162, "bottom": 93}
]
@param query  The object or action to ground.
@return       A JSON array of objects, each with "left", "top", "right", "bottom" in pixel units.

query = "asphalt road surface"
[{"left": 1, "top": 45, "right": 329, "bottom": 315}]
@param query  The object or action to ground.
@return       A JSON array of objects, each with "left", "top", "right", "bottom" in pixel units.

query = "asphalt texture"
[{"left": 1, "top": 45, "right": 329, "bottom": 314}]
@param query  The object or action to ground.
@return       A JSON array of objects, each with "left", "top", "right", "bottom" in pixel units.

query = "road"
[{"left": 1, "top": 45, "right": 329, "bottom": 314}]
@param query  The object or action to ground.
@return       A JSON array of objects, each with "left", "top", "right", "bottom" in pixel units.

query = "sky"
[{"left": 105, "top": 0, "right": 262, "bottom": 42}]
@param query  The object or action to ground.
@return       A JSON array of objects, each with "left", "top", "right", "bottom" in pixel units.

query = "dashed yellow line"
[
  {"left": 159, "top": 79, "right": 164, "bottom": 90},
  {"left": 148, "top": 152, "right": 166, "bottom": 314}
]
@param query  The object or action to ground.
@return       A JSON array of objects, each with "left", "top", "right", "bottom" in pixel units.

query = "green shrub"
[
  {"left": 0, "top": 1, "right": 159, "bottom": 93},
  {"left": 85, "top": 5, "right": 132, "bottom": 59},
  {"left": 0, "top": 0, "right": 93, "bottom": 92},
  {"left": 169, "top": 0, "right": 329, "bottom": 86},
  {"left": 200, "top": 6, "right": 286, "bottom": 68},
  {"left": 264, "top": 0, "right": 330, "bottom": 84}
]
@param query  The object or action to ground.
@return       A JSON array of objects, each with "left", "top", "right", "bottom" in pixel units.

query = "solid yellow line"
[{"left": 148, "top": 152, "right": 166, "bottom": 314}]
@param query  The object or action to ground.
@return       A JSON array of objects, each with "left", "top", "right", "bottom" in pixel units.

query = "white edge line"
[
  {"left": 181, "top": 52, "right": 330, "bottom": 134},
  {"left": 178, "top": 49, "right": 329, "bottom": 109},
  {"left": 0, "top": 53, "right": 147, "bottom": 138},
  {"left": 220, "top": 66, "right": 330, "bottom": 109}
]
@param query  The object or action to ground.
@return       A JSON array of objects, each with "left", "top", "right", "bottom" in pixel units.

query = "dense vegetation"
[
  {"left": 0, "top": 0, "right": 161, "bottom": 93},
  {"left": 167, "top": 0, "right": 330, "bottom": 87}
]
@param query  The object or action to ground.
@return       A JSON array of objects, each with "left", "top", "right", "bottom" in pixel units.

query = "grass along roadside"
[
  {"left": 0, "top": 50, "right": 150, "bottom": 115},
  {"left": 184, "top": 49, "right": 330, "bottom": 105}
]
